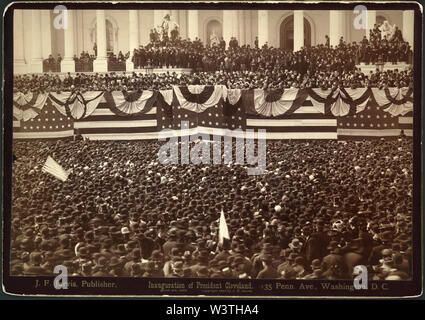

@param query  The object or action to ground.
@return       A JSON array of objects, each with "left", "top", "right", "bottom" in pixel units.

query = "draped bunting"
[
  {"left": 343, "top": 88, "right": 370, "bottom": 114},
  {"left": 102, "top": 90, "right": 156, "bottom": 116},
  {"left": 331, "top": 88, "right": 372, "bottom": 117},
  {"left": 226, "top": 89, "right": 242, "bottom": 106},
  {"left": 159, "top": 89, "right": 174, "bottom": 106},
  {"left": 307, "top": 88, "right": 334, "bottom": 115},
  {"left": 49, "top": 91, "right": 104, "bottom": 120},
  {"left": 308, "top": 87, "right": 374, "bottom": 117},
  {"left": 13, "top": 92, "right": 36, "bottom": 107},
  {"left": 187, "top": 85, "right": 206, "bottom": 94},
  {"left": 372, "top": 87, "right": 414, "bottom": 116},
  {"left": 173, "top": 85, "right": 224, "bottom": 113},
  {"left": 253, "top": 88, "right": 303, "bottom": 117},
  {"left": 13, "top": 92, "right": 49, "bottom": 121},
  {"left": 12, "top": 87, "right": 413, "bottom": 122}
]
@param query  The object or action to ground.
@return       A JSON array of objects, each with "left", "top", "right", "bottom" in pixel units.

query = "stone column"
[
  {"left": 153, "top": 10, "right": 162, "bottom": 29},
  {"left": 41, "top": 10, "right": 52, "bottom": 59},
  {"left": 403, "top": 10, "right": 414, "bottom": 49},
  {"left": 232, "top": 12, "right": 239, "bottom": 43},
  {"left": 179, "top": 10, "right": 187, "bottom": 39},
  {"left": 139, "top": 10, "right": 152, "bottom": 45},
  {"left": 293, "top": 10, "right": 304, "bottom": 51},
  {"left": 245, "top": 11, "right": 252, "bottom": 46},
  {"left": 171, "top": 10, "right": 179, "bottom": 25},
  {"left": 238, "top": 11, "right": 245, "bottom": 45},
  {"left": 258, "top": 10, "right": 269, "bottom": 48},
  {"left": 126, "top": 10, "right": 139, "bottom": 72},
  {"left": 187, "top": 10, "right": 199, "bottom": 40},
  {"left": 93, "top": 10, "right": 108, "bottom": 72},
  {"left": 13, "top": 10, "right": 26, "bottom": 74},
  {"left": 223, "top": 11, "right": 232, "bottom": 48},
  {"left": 223, "top": 11, "right": 238, "bottom": 48},
  {"left": 365, "top": 10, "right": 376, "bottom": 40},
  {"left": 61, "top": 10, "right": 75, "bottom": 72},
  {"left": 329, "top": 11, "right": 345, "bottom": 47},
  {"left": 30, "top": 10, "right": 43, "bottom": 73}
]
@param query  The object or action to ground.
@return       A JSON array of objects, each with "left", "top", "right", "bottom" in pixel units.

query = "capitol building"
[{"left": 13, "top": 9, "right": 414, "bottom": 74}]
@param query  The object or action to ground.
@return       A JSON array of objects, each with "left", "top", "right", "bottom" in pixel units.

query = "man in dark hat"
[
  {"left": 163, "top": 247, "right": 182, "bottom": 277},
  {"left": 321, "top": 241, "right": 347, "bottom": 279},
  {"left": 123, "top": 249, "right": 142, "bottom": 276},
  {"left": 189, "top": 250, "right": 211, "bottom": 275},
  {"left": 256, "top": 253, "right": 278, "bottom": 279},
  {"left": 368, "top": 230, "right": 393, "bottom": 266},
  {"left": 92, "top": 256, "right": 110, "bottom": 276},
  {"left": 303, "top": 259, "right": 323, "bottom": 279},
  {"left": 137, "top": 230, "right": 157, "bottom": 259},
  {"left": 301, "top": 222, "right": 329, "bottom": 266},
  {"left": 340, "top": 237, "right": 367, "bottom": 276},
  {"left": 162, "top": 229, "right": 178, "bottom": 257},
  {"left": 23, "top": 252, "right": 51, "bottom": 275}
]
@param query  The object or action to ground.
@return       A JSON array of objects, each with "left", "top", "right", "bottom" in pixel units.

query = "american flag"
[
  {"left": 337, "top": 101, "right": 402, "bottom": 139},
  {"left": 156, "top": 94, "right": 246, "bottom": 140},
  {"left": 13, "top": 100, "right": 74, "bottom": 139},
  {"left": 12, "top": 88, "right": 413, "bottom": 141},
  {"left": 246, "top": 95, "right": 337, "bottom": 140},
  {"left": 74, "top": 96, "right": 158, "bottom": 140}
]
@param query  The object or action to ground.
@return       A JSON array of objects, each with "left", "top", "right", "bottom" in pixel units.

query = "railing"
[
  {"left": 108, "top": 61, "right": 126, "bottom": 72},
  {"left": 42, "top": 61, "right": 61, "bottom": 73},
  {"left": 75, "top": 61, "right": 94, "bottom": 72}
]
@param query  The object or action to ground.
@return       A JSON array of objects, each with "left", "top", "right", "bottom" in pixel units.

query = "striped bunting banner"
[
  {"left": 13, "top": 100, "right": 74, "bottom": 139},
  {"left": 246, "top": 98, "right": 337, "bottom": 139},
  {"left": 74, "top": 96, "right": 158, "bottom": 140},
  {"left": 336, "top": 102, "right": 407, "bottom": 140}
]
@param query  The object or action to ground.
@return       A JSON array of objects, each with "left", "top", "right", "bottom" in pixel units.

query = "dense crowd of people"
[
  {"left": 36, "top": 20, "right": 413, "bottom": 88},
  {"left": 11, "top": 137, "right": 412, "bottom": 280},
  {"left": 358, "top": 23, "right": 411, "bottom": 64},
  {"left": 14, "top": 65, "right": 412, "bottom": 92},
  {"left": 43, "top": 50, "right": 129, "bottom": 73}
]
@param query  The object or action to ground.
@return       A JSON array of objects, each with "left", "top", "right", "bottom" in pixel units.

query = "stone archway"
[
  {"left": 90, "top": 17, "right": 119, "bottom": 55},
  {"left": 205, "top": 19, "right": 222, "bottom": 46},
  {"left": 279, "top": 15, "right": 311, "bottom": 50}
]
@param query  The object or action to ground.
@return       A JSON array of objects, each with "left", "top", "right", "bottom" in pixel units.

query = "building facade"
[{"left": 13, "top": 9, "right": 414, "bottom": 73}]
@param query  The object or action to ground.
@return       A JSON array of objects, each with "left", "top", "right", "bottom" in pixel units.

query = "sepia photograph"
[{"left": 2, "top": 1, "right": 422, "bottom": 298}]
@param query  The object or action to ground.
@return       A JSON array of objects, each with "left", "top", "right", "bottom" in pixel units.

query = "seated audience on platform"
[
  {"left": 13, "top": 64, "right": 413, "bottom": 92},
  {"left": 18, "top": 25, "right": 413, "bottom": 91}
]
